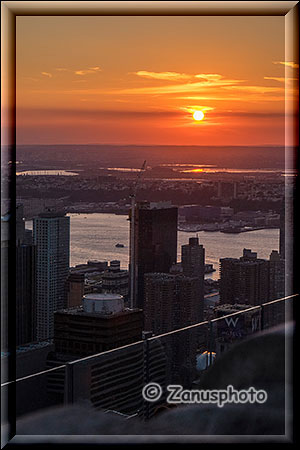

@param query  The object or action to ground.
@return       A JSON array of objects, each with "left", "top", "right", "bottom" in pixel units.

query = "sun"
[{"left": 193, "top": 110, "right": 205, "bottom": 121}]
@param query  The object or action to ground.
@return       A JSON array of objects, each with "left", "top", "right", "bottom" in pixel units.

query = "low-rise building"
[{"left": 102, "top": 260, "right": 129, "bottom": 299}]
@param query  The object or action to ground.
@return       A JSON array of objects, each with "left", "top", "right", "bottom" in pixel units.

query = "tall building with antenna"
[
  {"left": 129, "top": 160, "right": 146, "bottom": 309},
  {"left": 129, "top": 201, "right": 178, "bottom": 310}
]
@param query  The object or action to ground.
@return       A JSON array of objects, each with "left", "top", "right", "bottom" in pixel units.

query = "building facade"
[
  {"left": 66, "top": 272, "right": 85, "bottom": 308},
  {"left": 102, "top": 260, "right": 129, "bottom": 299},
  {"left": 33, "top": 211, "right": 70, "bottom": 340},
  {"left": 144, "top": 272, "right": 202, "bottom": 386},
  {"left": 16, "top": 244, "right": 36, "bottom": 345},
  {"left": 130, "top": 201, "right": 178, "bottom": 309},
  {"left": 181, "top": 236, "right": 205, "bottom": 322},
  {"left": 53, "top": 293, "right": 143, "bottom": 355},
  {"left": 213, "top": 303, "right": 261, "bottom": 356},
  {"left": 220, "top": 248, "right": 285, "bottom": 306},
  {"left": 47, "top": 294, "right": 167, "bottom": 418},
  {"left": 16, "top": 203, "right": 36, "bottom": 345}
]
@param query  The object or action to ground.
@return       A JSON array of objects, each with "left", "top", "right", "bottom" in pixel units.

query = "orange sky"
[{"left": 15, "top": 16, "right": 298, "bottom": 146}]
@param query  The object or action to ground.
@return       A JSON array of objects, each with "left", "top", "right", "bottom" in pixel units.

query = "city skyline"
[{"left": 15, "top": 15, "right": 297, "bottom": 146}]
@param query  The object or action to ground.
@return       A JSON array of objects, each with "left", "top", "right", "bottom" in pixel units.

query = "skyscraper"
[
  {"left": 1, "top": 212, "right": 10, "bottom": 353},
  {"left": 16, "top": 244, "right": 36, "bottom": 345},
  {"left": 47, "top": 294, "right": 152, "bottom": 416},
  {"left": 220, "top": 248, "right": 284, "bottom": 306},
  {"left": 181, "top": 236, "right": 205, "bottom": 322},
  {"left": 268, "top": 250, "right": 285, "bottom": 301},
  {"left": 129, "top": 201, "right": 178, "bottom": 309},
  {"left": 16, "top": 203, "right": 26, "bottom": 245},
  {"left": 280, "top": 184, "right": 294, "bottom": 295},
  {"left": 144, "top": 273, "right": 202, "bottom": 333},
  {"left": 182, "top": 237, "right": 205, "bottom": 276},
  {"left": 144, "top": 273, "right": 201, "bottom": 386},
  {"left": 53, "top": 293, "right": 143, "bottom": 355},
  {"left": 220, "top": 249, "right": 269, "bottom": 306},
  {"left": 33, "top": 211, "right": 70, "bottom": 340},
  {"left": 16, "top": 203, "right": 36, "bottom": 345}
]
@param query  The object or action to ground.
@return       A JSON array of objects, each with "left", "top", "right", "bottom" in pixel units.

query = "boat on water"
[
  {"left": 205, "top": 264, "right": 216, "bottom": 274},
  {"left": 220, "top": 227, "right": 243, "bottom": 234},
  {"left": 202, "top": 223, "right": 220, "bottom": 232},
  {"left": 177, "top": 226, "right": 203, "bottom": 232},
  {"left": 115, "top": 243, "right": 125, "bottom": 248},
  {"left": 221, "top": 226, "right": 264, "bottom": 234}
]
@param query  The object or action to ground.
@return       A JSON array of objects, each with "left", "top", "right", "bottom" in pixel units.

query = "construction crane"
[{"left": 129, "top": 160, "right": 147, "bottom": 309}]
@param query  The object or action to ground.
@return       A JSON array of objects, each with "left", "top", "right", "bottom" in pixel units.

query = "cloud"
[
  {"left": 194, "top": 74, "right": 223, "bottom": 81},
  {"left": 176, "top": 95, "right": 244, "bottom": 101},
  {"left": 28, "top": 67, "right": 289, "bottom": 107},
  {"left": 41, "top": 72, "right": 52, "bottom": 78},
  {"left": 113, "top": 75, "right": 245, "bottom": 96},
  {"left": 264, "top": 77, "right": 286, "bottom": 83},
  {"left": 75, "top": 66, "right": 102, "bottom": 75},
  {"left": 179, "top": 108, "right": 285, "bottom": 120},
  {"left": 19, "top": 107, "right": 285, "bottom": 127},
  {"left": 222, "top": 85, "right": 283, "bottom": 94},
  {"left": 17, "top": 107, "right": 182, "bottom": 120},
  {"left": 218, "top": 111, "right": 285, "bottom": 119},
  {"left": 180, "top": 106, "right": 215, "bottom": 114},
  {"left": 133, "top": 71, "right": 192, "bottom": 81},
  {"left": 55, "top": 68, "right": 68, "bottom": 72},
  {"left": 176, "top": 94, "right": 284, "bottom": 103},
  {"left": 264, "top": 76, "right": 298, "bottom": 83},
  {"left": 132, "top": 71, "right": 241, "bottom": 86},
  {"left": 273, "top": 61, "right": 299, "bottom": 69}
]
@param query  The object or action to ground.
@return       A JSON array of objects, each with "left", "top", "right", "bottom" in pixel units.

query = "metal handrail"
[{"left": 1, "top": 293, "right": 297, "bottom": 387}]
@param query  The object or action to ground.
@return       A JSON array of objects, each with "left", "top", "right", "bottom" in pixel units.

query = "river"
[{"left": 27, "top": 213, "right": 279, "bottom": 280}]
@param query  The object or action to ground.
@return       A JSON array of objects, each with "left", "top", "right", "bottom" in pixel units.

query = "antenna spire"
[{"left": 129, "top": 160, "right": 147, "bottom": 309}]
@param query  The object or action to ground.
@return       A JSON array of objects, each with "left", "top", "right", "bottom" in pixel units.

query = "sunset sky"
[{"left": 16, "top": 16, "right": 298, "bottom": 146}]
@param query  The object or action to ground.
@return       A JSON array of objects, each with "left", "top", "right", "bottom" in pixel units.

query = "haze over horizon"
[{"left": 15, "top": 144, "right": 287, "bottom": 171}]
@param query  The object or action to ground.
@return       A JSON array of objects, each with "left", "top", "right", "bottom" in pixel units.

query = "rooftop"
[
  {"left": 137, "top": 201, "right": 175, "bottom": 210},
  {"left": 84, "top": 293, "right": 123, "bottom": 301},
  {"left": 1, "top": 340, "right": 53, "bottom": 358},
  {"left": 55, "top": 305, "right": 142, "bottom": 319},
  {"left": 214, "top": 304, "right": 251, "bottom": 312},
  {"left": 37, "top": 211, "right": 67, "bottom": 218}
]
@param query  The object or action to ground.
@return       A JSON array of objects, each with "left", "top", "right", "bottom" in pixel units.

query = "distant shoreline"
[
  {"left": 15, "top": 144, "right": 288, "bottom": 172},
  {"left": 25, "top": 210, "right": 129, "bottom": 221},
  {"left": 178, "top": 226, "right": 279, "bottom": 234},
  {"left": 25, "top": 210, "right": 280, "bottom": 236}
]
